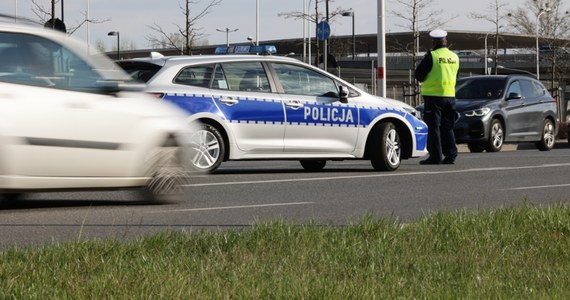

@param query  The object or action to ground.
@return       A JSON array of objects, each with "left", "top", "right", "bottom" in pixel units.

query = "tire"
[
  {"left": 536, "top": 119, "right": 555, "bottom": 151},
  {"left": 300, "top": 160, "right": 327, "bottom": 171},
  {"left": 370, "top": 122, "right": 401, "bottom": 171},
  {"left": 467, "top": 143, "right": 485, "bottom": 153},
  {"left": 485, "top": 119, "right": 504, "bottom": 152},
  {"left": 182, "top": 123, "right": 225, "bottom": 173},
  {"left": 0, "top": 193, "right": 23, "bottom": 204}
]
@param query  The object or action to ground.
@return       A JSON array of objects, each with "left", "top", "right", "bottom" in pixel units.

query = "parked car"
[
  {"left": 117, "top": 46, "right": 428, "bottom": 173},
  {"left": 0, "top": 21, "right": 192, "bottom": 202},
  {"left": 416, "top": 74, "right": 557, "bottom": 152}
]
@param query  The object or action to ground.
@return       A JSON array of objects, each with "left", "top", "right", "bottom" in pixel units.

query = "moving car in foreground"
[
  {"left": 117, "top": 46, "right": 428, "bottom": 173},
  {"left": 0, "top": 21, "right": 192, "bottom": 202},
  {"left": 417, "top": 74, "right": 557, "bottom": 152}
]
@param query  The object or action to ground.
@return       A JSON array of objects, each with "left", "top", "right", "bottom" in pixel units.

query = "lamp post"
[
  {"left": 107, "top": 31, "right": 119, "bottom": 60},
  {"left": 342, "top": 10, "right": 355, "bottom": 60},
  {"left": 536, "top": 6, "right": 550, "bottom": 80},
  {"left": 216, "top": 27, "right": 239, "bottom": 47}
]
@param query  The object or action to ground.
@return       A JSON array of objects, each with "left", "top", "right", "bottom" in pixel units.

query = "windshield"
[
  {"left": 0, "top": 30, "right": 131, "bottom": 93},
  {"left": 455, "top": 77, "right": 507, "bottom": 100}
]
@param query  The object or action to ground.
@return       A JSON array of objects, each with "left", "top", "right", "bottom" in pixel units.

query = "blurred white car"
[{"left": 0, "top": 21, "right": 191, "bottom": 202}]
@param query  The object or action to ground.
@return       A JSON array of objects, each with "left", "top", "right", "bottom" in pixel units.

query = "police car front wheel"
[
  {"left": 370, "top": 122, "right": 401, "bottom": 171},
  {"left": 184, "top": 123, "right": 225, "bottom": 173}
]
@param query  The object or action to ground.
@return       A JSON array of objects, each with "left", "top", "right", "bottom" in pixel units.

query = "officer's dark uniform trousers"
[{"left": 423, "top": 95, "right": 457, "bottom": 161}]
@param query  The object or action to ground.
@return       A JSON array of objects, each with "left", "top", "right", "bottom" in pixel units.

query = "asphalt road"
[{"left": 2, "top": 142, "right": 570, "bottom": 250}]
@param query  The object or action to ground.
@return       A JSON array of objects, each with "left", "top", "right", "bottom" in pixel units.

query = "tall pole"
[
  {"left": 536, "top": 7, "right": 549, "bottom": 80},
  {"left": 303, "top": 0, "right": 306, "bottom": 63},
  {"left": 342, "top": 10, "right": 355, "bottom": 60},
  {"left": 377, "top": 0, "right": 386, "bottom": 97},
  {"left": 484, "top": 33, "right": 489, "bottom": 75},
  {"left": 256, "top": 0, "right": 259, "bottom": 46}
]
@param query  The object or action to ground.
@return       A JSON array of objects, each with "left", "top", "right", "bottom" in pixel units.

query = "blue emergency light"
[{"left": 214, "top": 45, "right": 277, "bottom": 55}]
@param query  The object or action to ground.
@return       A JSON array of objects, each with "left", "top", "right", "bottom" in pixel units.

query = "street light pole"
[
  {"left": 107, "top": 31, "right": 119, "bottom": 60},
  {"left": 536, "top": 6, "right": 550, "bottom": 80},
  {"left": 216, "top": 27, "right": 239, "bottom": 47},
  {"left": 342, "top": 10, "right": 355, "bottom": 60},
  {"left": 484, "top": 33, "right": 489, "bottom": 75}
]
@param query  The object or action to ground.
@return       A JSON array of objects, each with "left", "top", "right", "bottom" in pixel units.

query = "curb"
[{"left": 458, "top": 140, "right": 568, "bottom": 152}]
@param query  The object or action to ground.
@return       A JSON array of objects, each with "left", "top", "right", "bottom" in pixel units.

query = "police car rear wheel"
[
  {"left": 370, "top": 122, "right": 401, "bottom": 171},
  {"left": 185, "top": 124, "right": 225, "bottom": 173},
  {"left": 300, "top": 160, "right": 327, "bottom": 171}
]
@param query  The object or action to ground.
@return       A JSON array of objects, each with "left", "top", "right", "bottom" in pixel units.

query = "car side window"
[
  {"left": 271, "top": 62, "right": 338, "bottom": 96},
  {"left": 520, "top": 79, "right": 542, "bottom": 98},
  {"left": 174, "top": 65, "right": 213, "bottom": 88},
  {"left": 531, "top": 81, "right": 546, "bottom": 97},
  {"left": 211, "top": 62, "right": 270, "bottom": 92},
  {"left": 0, "top": 32, "right": 102, "bottom": 91},
  {"left": 506, "top": 80, "right": 522, "bottom": 96}
]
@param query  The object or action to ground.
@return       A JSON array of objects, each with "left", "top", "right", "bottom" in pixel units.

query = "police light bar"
[{"left": 214, "top": 45, "right": 277, "bottom": 55}]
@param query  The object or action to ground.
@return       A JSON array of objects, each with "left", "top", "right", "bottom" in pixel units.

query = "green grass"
[{"left": 2, "top": 204, "right": 570, "bottom": 299}]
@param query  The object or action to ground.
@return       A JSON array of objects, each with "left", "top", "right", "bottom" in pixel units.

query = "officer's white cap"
[{"left": 429, "top": 29, "right": 447, "bottom": 40}]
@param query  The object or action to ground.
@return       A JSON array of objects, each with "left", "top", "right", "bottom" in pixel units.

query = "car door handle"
[
  {"left": 285, "top": 100, "right": 304, "bottom": 110},
  {"left": 219, "top": 96, "right": 238, "bottom": 105}
]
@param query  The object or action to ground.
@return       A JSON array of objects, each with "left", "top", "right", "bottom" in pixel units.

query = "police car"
[
  {"left": 118, "top": 45, "right": 428, "bottom": 173},
  {"left": 0, "top": 20, "right": 192, "bottom": 202}
]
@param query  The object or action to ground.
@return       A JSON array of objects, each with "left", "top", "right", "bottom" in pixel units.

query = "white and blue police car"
[{"left": 117, "top": 45, "right": 428, "bottom": 173}]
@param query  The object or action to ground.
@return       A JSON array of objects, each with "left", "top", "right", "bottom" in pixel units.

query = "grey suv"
[{"left": 418, "top": 74, "right": 557, "bottom": 152}]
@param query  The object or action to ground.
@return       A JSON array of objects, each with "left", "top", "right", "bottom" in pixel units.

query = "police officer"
[{"left": 415, "top": 29, "right": 459, "bottom": 165}]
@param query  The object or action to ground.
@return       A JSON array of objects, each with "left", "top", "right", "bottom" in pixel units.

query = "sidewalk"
[{"left": 457, "top": 140, "right": 568, "bottom": 152}]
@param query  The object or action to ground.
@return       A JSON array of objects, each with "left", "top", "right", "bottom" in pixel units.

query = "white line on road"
[
  {"left": 506, "top": 183, "right": 570, "bottom": 190},
  {"left": 149, "top": 201, "right": 314, "bottom": 214},
  {"left": 184, "top": 163, "right": 570, "bottom": 187}
]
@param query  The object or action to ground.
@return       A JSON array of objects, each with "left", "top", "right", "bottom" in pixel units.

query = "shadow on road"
[{"left": 0, "top": 190, "right": 171, "bottom": 210}]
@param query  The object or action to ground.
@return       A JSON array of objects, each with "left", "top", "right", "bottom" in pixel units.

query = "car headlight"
[{"left": 464, "top": 107, "right": 490, "bottom": 117}]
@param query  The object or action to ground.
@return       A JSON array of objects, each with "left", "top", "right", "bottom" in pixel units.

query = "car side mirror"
[
  {"left": 506, "top": 92, "right": 522, "bottom": 100},
  {"left": 338, "top": 85, "right": 349, "bottom": 103}
]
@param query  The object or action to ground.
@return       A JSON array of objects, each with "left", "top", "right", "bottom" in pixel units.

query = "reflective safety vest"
[{"left": 420, "top": 48, "right": 459, "bottom": 97}]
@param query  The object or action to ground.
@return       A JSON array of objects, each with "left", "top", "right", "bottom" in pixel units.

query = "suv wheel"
[
  {"left": 184, "top": 123, "right": 225, "bottom": 173},
  {"left": 485, "top": 119, "right": 504, "bottom": 152},
  {"left": 536, "top": 119, "right": 555, "bottom": 151},
  {"left": 370, "top": 122, "right": 401, "bottom": 171}
]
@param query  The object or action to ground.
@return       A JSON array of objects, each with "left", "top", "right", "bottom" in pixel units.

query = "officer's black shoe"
[
  {"left": 419, "top": 158, "right": 441, "bottom": 165},
  {"left": 442, "top": 157, "right": 455, "bottom": 164}
]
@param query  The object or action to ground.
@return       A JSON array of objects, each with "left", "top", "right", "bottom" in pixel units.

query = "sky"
[{"left": 2, "top": 0, "right": 531, "bottom": 51}]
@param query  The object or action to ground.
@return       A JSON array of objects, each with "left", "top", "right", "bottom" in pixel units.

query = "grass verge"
[{"left": 2, "top": 203, "right": 570, "bottom": 299}]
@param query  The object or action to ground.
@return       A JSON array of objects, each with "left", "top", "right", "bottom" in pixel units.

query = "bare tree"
[
  {"left": 390, "top": 0, "right": 457, "bottom": 104},
  {"left": 31, "top": 0, "right": 109, "bottom": 35},
  {"left": 470, "top": 0, "right": 510, "bottom": 74},
  {"left": 507, "top": 0, "right": 570, "bottom": 91},
  {"left": 146, "top": 0, "right": 222, "bottom": 55},
  {"left": 391, "top": 0, "right": 456, "bottom": 57}
]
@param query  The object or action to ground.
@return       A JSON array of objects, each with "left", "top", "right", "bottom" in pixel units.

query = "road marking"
[
  {"left": 149, "top": 201, "right": 314, "bottom": 214},
  {"left": 507, "top": 183, "right": 570, "bottom": 190},
  {"left": 184, "top": 163, "right": 570, "bottom": 187}
]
